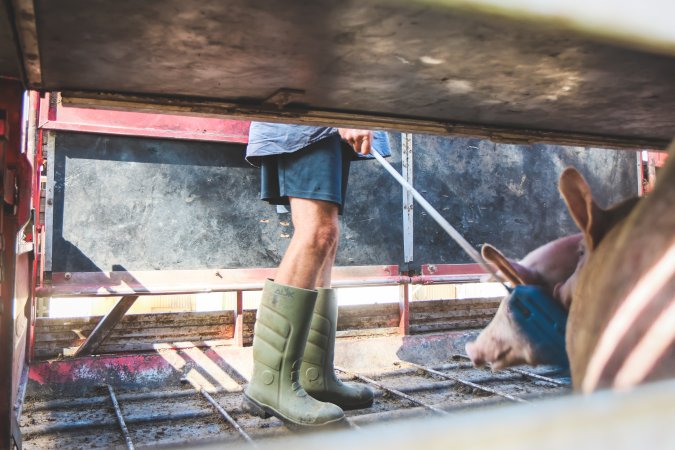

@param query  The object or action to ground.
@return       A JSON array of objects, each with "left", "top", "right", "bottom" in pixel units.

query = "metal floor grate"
[{"left": 20, "top": 354, "right": 570, "bottom": 449}]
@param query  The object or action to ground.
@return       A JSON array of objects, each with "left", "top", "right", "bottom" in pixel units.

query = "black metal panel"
[
  {"left": 411, "top": 135, "right": 639, "bottom": 266},
  {"left": 31, "top": 0, "right": 675, "bottom": 144},
  {"left": 51, "top": 131, "right": 638, "bottom": 273},
  {"left": 52, "top": 133, "right": 266, "bottom": 271},
  {"left": 337, "top": 133, "right": 403, "bottom": 267},
  {"left": 50, "top": 132, "right": 403, "bottom": 272}
]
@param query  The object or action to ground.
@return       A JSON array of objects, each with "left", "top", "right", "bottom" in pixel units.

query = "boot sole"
[
  {"left": 341, "top": 398, "right": 374, "bottom": 411},
  {"left": 307, "top": 392, "right": 374, "bottom": 411},
  {"left": 242, "top": 394, "right": 346, "bottom": 429}
]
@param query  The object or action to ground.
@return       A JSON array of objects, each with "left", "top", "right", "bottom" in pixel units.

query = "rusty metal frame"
[
  {"left": 37, "top": 93, "right": 250, "bottom": 144},
  {"left": 411, "top": 264, "right": 487, "bottom": 284},
  {"left": 398, "top": 283, "right": 410, "bottom": 336},
  {"left": 73, "top": 296, "right": 139, "bottom": 357},
  {"left": 104, "top": 384, "right": 135, "bottom": 450},
  {"left": 60, "top": 91, "right": 671, "bottom": 150},
  {"left": 181, "top": 378, "right": 254, "bottom": 445},
  {"left": 0, "top": 78, "right": 33, "bottom": 450},
  {"left": 36, "top": 265, "right": 405, "bottom": 298},
  {"left": 35, "top": 263, "right": 489, "bottom": 358},
  {"left": 234, "top": 291, "right": 245, "bottom": 347},
  {"left": 334, "top": 366, "right": 449, "bottom": 416},
  {"left": 36, "top": 263, "right": 490, "bottom": 353}
]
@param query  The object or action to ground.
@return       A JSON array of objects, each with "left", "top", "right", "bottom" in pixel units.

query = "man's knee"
[
  {"left": 313, "top": 221, "right": 339, "bottom": 253},
  {"left": 298, "top": 221, "right": 338, "bottom": 255}
]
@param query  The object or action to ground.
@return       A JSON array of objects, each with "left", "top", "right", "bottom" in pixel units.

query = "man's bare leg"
[
  {"left": 275, "top": 197, "right": 339, "bottom": 290},
  {"left": 315, "top": 236, "right": 338, "bottom": 288}
]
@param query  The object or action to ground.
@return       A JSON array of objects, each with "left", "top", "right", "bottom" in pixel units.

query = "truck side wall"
[{"left": 47, "top": 131, "right": 638, "bottom": 273}]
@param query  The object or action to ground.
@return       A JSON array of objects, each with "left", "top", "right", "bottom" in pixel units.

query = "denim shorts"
[{"left": 260, "top": 134, "right": 352, "bottom": 214}]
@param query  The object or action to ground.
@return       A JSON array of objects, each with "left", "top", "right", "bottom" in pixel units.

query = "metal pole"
[
  {"left": 402, "top": 361, "right": 527, "bottom": 403},
  {"left": 449, "top": 354, "right": 570, "bottom": 387},
  {"left": 105, "top": 385, "right": 135, "bottom": 450},
  {"left": 370, "top": 148, "right": 505, "bottom": 283},
  {"left": 181, "top": 378, "right": 255, "bottom": 445},
  {"left": 334, "top": 366, "right": 448, "bottom": 415}
]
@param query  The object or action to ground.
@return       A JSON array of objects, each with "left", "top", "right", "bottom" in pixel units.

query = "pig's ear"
[
  {"left": 481, "top": 244, "right": 539, "bottom": 286},
  {"left": 559, "top": 167, "right": 604, "bottom": 251}
]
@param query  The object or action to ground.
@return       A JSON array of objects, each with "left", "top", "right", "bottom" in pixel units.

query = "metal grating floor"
[{"left": 20, "top": 354, "right": 570, "bottom": 449}]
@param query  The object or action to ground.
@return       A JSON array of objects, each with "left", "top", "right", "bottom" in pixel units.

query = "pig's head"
[
  {"left": 466, "top": 168, "right": 640, "bottom": 371},
  {"left": 482, "top": 234, "right": 583, "bottom": 308},
  {"left": 466, "top": 295, "right": 554, "bottom": 370},
  {"left": 466, "top": 239, "right": 580, "bottom": 370},
  {"left": 555, "top": 168, "right": 641, "bottom": 308}
]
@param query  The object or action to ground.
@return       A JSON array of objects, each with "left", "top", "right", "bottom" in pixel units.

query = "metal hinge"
[{"left": 16, "top": 209, "right": 35, "bottom": 255}]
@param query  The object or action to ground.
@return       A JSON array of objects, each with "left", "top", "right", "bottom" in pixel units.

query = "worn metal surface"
[
  {"left": 33, "top": 311, "right": 238, "bottom": 360},
  {"left": 38, "top": 94, "right": 251, "bottom": 144},
  {"left": 37, "top": 266, "right": 403, "bottom": 298},
  {"left": 20, "top": 332, "right": 571, "bottom": 448},
  {"left": 73, "top": 296, "right": 139, "bottom": 357},
  {"left": 17, "top": 0, "right": 675, "bottom": 147},
  {"left": 32, "top": 297, "right": 498, "bottom": 359},
  {"left": 411, "top": 135, "right": 640, "bottom": 266},
  {"left": 0, "top": 78, "right": 31, "bottom": 449},
  {"left": 48, "top": 131, "right": 402, "bottom": 272},
  {"left": 48, "top": 130, "right": 639, "bottom": 274}
]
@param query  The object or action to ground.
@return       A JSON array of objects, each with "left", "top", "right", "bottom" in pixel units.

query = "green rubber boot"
[
  {"left": 243, "top": 280, "right": 345, "bottom": 427},
  {"left": 300, "top": 288, "right": 374, "bottom": 410}
]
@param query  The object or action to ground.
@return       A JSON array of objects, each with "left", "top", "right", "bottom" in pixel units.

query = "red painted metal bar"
[
  {"left": 27, "top": 91, "right": 42, "bottom": 364},
  {"left": 37, "top": 264, "right": 489, "bottom": 298},
  {"left": 410, "top": 264, "right": 487, "bottom": 284},
  {"left": 36, "top": 265, "right": 404, "bottom": 298},
  {"left": 0, "top": 78, "right": 30, "bottom": 450},
  {"left": 38, "top": 93, "right": 250, "bottom": 144},
  {"left": 398, "top": 283, "right": 410, "bottom": 335},
  {"left": 234, "top": 291, "right": 244, "bottom": 347}
]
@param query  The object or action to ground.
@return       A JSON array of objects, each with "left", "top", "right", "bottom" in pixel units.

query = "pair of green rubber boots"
[{"left": 243, "top": 280, "right": 374, "bottom": 427}]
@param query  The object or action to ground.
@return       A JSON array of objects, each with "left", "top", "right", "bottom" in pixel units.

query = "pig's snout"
[{"left": 465, "top": 341, "right": 486, "bottom": 368}]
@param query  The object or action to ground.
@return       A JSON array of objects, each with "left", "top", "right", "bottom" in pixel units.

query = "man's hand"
[{"left": 338, "top": 128, "right": 372, "bottom": 156}]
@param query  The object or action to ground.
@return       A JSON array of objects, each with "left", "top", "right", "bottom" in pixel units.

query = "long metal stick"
[
  {"left": 335, "top": 366, "right": 448, "bottom": 415},
  {"left": 401, "top": 361, "right": 527, "bottom": 403},
  {"left": 449, "top": 354, "right": 570, "bottom": 387},
  {"left": 181, "top": 378, "right": 255, "bottom": 445},
  {"left": 105, "top": 385, "right": 135, "bottom": 450},
  {"left": 370, "top": 149, "right": 506, "bottom": 284}
]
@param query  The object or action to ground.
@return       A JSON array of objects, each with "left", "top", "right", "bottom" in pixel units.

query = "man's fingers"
[
  {"left": 359, "top": 134, "right": 371, "bottom": 155},
  {"left": 338, "top": 128, "right": 372, "bottom": 154}
]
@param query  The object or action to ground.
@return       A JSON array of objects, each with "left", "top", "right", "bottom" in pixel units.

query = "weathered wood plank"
[
  {"left": 410, "top": 308, "right": 498, "bottom": 322},
  {"left": 336, "top": 303, "right": 400, "bottom": 319},
  {"left": 410, "top": 298, "right": 502, "bottom": 313},
  {"left": 337, "top": 327, "right": 400, "bottom": 338},
  {"left": 35, "top": 324, "right": 236, "bottom": 343},
  {"left": 410, "top": 319, "right": 493, "bottom": 334},
  {"left": 35, "top": 311, "right": 236, "bottom": 329},
  {"left": 34, "top": 298, "right": 499, "bottom": 358}
]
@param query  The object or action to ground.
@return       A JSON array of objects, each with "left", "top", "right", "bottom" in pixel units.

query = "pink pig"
[
  {"left": 558, "top": 153, "right": 674, "bottom": 392},
  {"left": 465, "top": 233, "right": 582, "bottom": 370}
]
